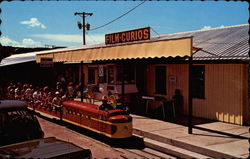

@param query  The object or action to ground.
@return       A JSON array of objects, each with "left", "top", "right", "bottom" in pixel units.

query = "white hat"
[{"left": 99, "top": 87, "right": 104, "bottom": 93}]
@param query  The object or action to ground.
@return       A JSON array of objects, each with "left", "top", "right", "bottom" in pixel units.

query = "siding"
[
  {"left": 146, "top": 64, "right": 189, "bottom": 114},
  {"left": 193, "top": 64, "right": 248, "bottom": 125},
  {"left": 146, "top": 63, "right": 248, "bottom": 125}
]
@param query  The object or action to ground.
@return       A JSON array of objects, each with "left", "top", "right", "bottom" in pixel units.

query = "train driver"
[{"left": 99, "top": 96, "right": 113, "bottom": 111}]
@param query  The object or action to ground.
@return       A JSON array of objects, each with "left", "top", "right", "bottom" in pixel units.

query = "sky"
[{"left": 0, "top": 1, "right": 249, "bottom": 48}]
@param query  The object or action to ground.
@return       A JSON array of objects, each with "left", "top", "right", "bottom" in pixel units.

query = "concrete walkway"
[{"left": 131, "top": 114, "right": 249, "bottom": 158}]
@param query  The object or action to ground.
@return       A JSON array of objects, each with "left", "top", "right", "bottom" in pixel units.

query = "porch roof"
[
  {"left": 0, "top": 52, "right": 37, "bottom": 67},
  {"left": 36, "top": 37, "right": 192, "bottom": 63}
]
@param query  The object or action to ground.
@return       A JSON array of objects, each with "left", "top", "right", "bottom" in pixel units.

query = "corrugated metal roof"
[
  {"left": 0, "top": 52, "right": 37, "bottom": 67},
  {"left": 155, "top": 24, "right": 249, "bottom": 60},
  {"left": 35, "top": 24, "right": 249, "bottom": 62},
  {"left": 1, "top": 24, "right": 249, "bottom": 67}
]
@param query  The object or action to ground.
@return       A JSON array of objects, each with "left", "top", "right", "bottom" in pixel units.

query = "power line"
[
  {"left": 151, "top": 27, "right": 160, "bottom": 37},
  {"left": 86, "top": 32, "right": 97, "bottom": 44},
  {"left": 90, "top": 0, "right": 146, "bottom": 31}
]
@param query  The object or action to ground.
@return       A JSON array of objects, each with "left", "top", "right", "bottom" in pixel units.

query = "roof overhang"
[
  {"left": 36, "top": 36, "right": 193, "bottom": 63},
  {"left": 0, "top": 52, "right": 36, "bottom": 67}
]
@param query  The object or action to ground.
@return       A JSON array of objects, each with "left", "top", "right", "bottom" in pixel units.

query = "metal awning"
[
  {"left": 36, "top": 37, "right": 193, "bottom": 63},
  {"left": 0, "top": 52, "right": 37, "bottom": 67}
]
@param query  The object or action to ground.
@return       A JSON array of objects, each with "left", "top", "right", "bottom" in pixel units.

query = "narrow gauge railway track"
[
  {"left": 37, "top": 113, "right": 176, "bottom": 159},
  {"left": 114, "top": 147, "right": 177, "bottom": 159}
]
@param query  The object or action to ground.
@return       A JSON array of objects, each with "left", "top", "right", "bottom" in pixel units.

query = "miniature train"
[{"left": 28, "top": 100, "right": 133, "bottom": 139}]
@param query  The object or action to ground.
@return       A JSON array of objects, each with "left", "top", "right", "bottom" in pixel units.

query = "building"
[
  {"left": 0, "top": 46, "right": 65, "bottom": 86},
  {"left": 1, "top": 24, "right": 249, "bottom": 125}
]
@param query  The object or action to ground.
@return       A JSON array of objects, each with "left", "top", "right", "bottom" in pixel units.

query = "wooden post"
[
  {"left": 80, "top": 61, "right": 84, "bottom": 102},
  {"left": 188, "top": 55, "right": 193, "bottom": 134},
  {"left": 121, "top": 62, "right": 125, "bottom": 109},
  {"left": 248, "top": 61, "right": 250, "bottom": 126}
]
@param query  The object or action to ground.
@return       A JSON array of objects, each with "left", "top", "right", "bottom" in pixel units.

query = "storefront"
[
  {"left": 36, "top": 34, "right": 192, "bottom": 104},
  {"left": 35, "top": 24, "right": 249, "bottom": 125},
  {"left": 82, "top": 63, "right": 138, "bottom": 98}
]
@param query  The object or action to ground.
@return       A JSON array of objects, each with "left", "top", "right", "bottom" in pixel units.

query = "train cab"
[{"left": 106, "top": 109, "right": 132, "bottom": 138}]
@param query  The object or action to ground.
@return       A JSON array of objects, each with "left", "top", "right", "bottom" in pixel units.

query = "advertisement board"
[{"left": 105, "top": 27, "right": 150, "bottom": 45}]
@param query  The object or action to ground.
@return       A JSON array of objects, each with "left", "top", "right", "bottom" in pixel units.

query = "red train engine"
[
  {"left": 62, "top": 101, "right": 133, "bottom": 138},
  {"left": 28, "top": 100, "right": 133, "bottom": 139}
]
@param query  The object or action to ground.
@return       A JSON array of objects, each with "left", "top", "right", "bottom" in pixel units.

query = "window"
[
  {"left": 108, "top": 65, "right": 115, "bottom": 84},
  {"left": 0, "top": 109, "right": 44, "bottom": 146},
  {"left": 192, "top": 65, "right": 205, "bottom": 99},
  {"left": 98, "top": 66, "right": 107, "bottom": 83},
  {"left": 117, "top": 64, "right": 135, "bottom": 84},
  {"left": 88, "top": 68, "right": 97, "bottom": 84},
  {"left": 155, "top": 66, "right": 166, "bottom": 95}
]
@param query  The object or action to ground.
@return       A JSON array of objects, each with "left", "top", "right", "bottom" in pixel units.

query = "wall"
[
  {"left": 145, "top": 64, "right": 189, "bottom": 114},
  {"left": 193, "top": 63, "right": 248, "bottom": 125},
  {"left": 145, "top": 63, "right": 249, "bottom": 125}
]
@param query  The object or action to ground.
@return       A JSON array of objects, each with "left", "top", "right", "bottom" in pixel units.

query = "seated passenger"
[
  {"left": 52, "top": 91, "right": 62, "bottom": 111},
  {"left": 99, "top": 96, "right": 113, "bottom": 111}
]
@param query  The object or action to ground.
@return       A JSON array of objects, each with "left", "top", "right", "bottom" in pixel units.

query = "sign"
[
  {"left": 105, "top": 27, "right": 150, "bottom": 45},
  {"left": 142, "top": 96, "right": 155, "bottom": 100},
  {"left": 40, "top": 57, "right": 53, "bottom": 67},
  {"left": 169, "top": 75, "right": 176, "bottom": 86},
  {"left": 99, "top": 65, "right": 104, "bottom": 77},
  {"left": 169, "top": 75, "right": 176, "bottom": 82}
]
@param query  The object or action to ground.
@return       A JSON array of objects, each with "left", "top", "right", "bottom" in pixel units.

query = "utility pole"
[
  {"left": 74, "top": 12, "right": 93, "bottom": 45},
  {"left": 74, "top": 12, "right": 93, "bottom": 102}
]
